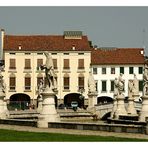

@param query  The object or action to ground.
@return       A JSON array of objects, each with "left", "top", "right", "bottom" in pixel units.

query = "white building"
[{"left": 91, "top": 47, "right": 144, "bottom": 104}]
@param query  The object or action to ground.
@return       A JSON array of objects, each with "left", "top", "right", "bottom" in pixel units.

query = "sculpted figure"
[
  {"left": 132, "top": 74, "right": 139, "bottom": 95},
  {"left": 128, "top": 80, "right": 134, "bottom": 98},
  {"left": 114, "top": 78, "right": 119, "bottom": 99},
  {"left": 38, "top": 79, "right": 44, "bottom": 97},
  {"left": 118, "top": 73, "right": 125, "bottom": 95},
  {"left": 143, "top": 60, "right": 148, "bottom": 95},
  {"left": 88, "top": 72, "right": 96, "bottom": 93},
  {"left": 40, "top": 52, "right": 57, "bottom": 91},
  {"left": 0, "top": 73, "right": 6, "bottom": 94}
]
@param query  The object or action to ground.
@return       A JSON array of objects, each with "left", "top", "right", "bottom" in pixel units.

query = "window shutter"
[
  {"left": 78, "top": 76, "right": 84, "bottom": 89},
  {"left": 64, "top": 59, "right": 69, "bottom": 69},
  {"left": 53, "top": 59, "right": 57, "bottom": 69},
  {"left": 25, "top": 77, "right": 31, "bottom": 90},
  {"left": 10, "top": 77, "right": 16, "bottom": 90},
  {"left": 10, "top": 59, "right": 16, "bottom": 69},
  {"left": 37, "top": 59, "right": 43, "bottom": 67},
  {"left": 78, "top": 59, "right": 84, "bottom": 69},
  {"left": 25, "top": 59, "right": 31, "bottom": 69}
]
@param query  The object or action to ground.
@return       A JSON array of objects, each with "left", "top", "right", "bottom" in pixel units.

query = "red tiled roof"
[
  {"left": 91, "top": 48, "right": 144, "bottom": 65},
  {"left": 4, "top": 35, "right": 91, "bottom": 51}
]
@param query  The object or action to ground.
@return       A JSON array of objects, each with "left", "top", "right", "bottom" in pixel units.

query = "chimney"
[
  {"left": 18, "top": 44, "right": 22, "bottom": 50},
  {"left": 0, "top": 29, "right": 4, "bottom": 60},
  {"left": 72, "top": 44, "right": 75, "bottom": 50}
]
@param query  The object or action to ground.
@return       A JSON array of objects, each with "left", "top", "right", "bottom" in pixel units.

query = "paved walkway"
[{"left": 0, "top": 124, "right": 148, "bottom": 140}]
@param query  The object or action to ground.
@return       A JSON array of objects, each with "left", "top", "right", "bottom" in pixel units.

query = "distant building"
[
  {"left": 0, "top": 29, "right": 145, "bottom": 110},
  {"left": 91, "top": 47, "right": 144, "bottom": 104},
  {"left": 2, "top": 30, "right": 92, "bottom": 109}
]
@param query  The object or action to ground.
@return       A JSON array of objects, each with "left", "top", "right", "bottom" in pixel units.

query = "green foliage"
[{"left": 0, "top": 129, "right": 147, "bottom": 142}]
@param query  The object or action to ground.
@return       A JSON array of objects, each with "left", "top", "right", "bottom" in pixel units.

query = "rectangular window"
[
  {"left": 78, "top": 53, "right": 84, "bottom": 55},
  {"left": 53, "top": 59, "right": 58, "bottom": 69},
  {"left": 37, "top": 59, "right": 43, "bottom": 70},
  {"left": 102, "top": 68, "right": 106, "bottom": 74},
  {"left": 9, "top": 59, "right": 16, "bottom": 69},
  {"left": 129, "top": 67, "right": 134, "bottom": 74},
  {"left": 102, "top": 81, "right": 107, "bottom": 92},
  {"left": 25, "top": 59, "right": 31, "bottom": 69},
  {"left": 93, "top": 68, "right": 97, "bottom": 74},
  {"left": 63, "top": 59, "right": 70, "bottom": 69},
  {"left": 25, "top": 77, "right": 31, "bottom": 90},
  {"left": 139, "top": 80, "right": 143, "bottom": 92},
  {"left": 120, "top": 67, "right": 124, "bottom": 74},
  {"left": 111, "top": 67, "right": 115, "bottom": 74},
  {"left": 78, "top": 59, "right": 84, "bottom": 69},
  {"left": 139, "top": 67, "right": 143, "bottom": 74},
  {"left": 78, "top": 77, "right": 84, "bottom": 90},
  {"left": 110, "top": 81, "right": 114, "bottom": 92},
  {"left": 64, "top": 77, "right": 69, "bottom": 90},
  {"left": 9, "top": 77, "right": 16, "bottom": 90}
]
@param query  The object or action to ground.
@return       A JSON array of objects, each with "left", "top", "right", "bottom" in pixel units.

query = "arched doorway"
[
  {"left": 97, "top": 96, "right": 113, "bottom": 105},
  {"left": 9, "top": 93, "right": 31, "bottom": 110},
  {"left": 64, "top": 93, "right": 84, "bottom": 108}
]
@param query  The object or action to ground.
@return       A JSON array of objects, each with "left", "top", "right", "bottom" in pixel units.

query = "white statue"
[
  {"left": 88, "top": 72, "right": 96, "bottom": 93},
  {"left": 133, "top": 74, "right": 139, "bottom": 95},
  {"left": 37, "top": 79, "right": 44, "bottom": 98},
  {"left": 143, "top": 60, "right": 148, "bottom": 95},
  {"left": 128, "top": 80, "right": 134, "bottom": 98},
  {"left": 118, "top": 73, "right": 125, "bottom": 95},
  {"left": 0, "top": 72, "right": 6, "bottom": 94},
  {"left": 114, "top": 78, "right": 119, "bottom": 99},
  {"left": 40, "top": 52, "right": 57, "bottom": 91}
]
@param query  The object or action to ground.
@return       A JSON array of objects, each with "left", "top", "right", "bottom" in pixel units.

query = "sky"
[{"left": 0, "top": 7, "right": 148, "bottom": 55}]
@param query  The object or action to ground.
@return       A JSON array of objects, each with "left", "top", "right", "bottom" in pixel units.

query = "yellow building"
[{"left": 2, "top": 30, "right": 92, "bottom": 109}]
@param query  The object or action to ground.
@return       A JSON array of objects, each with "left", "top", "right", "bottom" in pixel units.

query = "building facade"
[
  {"left": 91, "top": 48, "right": 144, "bottom": 104},
  {"left": 0, "top": 29, "right": 145, "bottom": 109},
  {"left": 2, "top": 30, "right": 92, "bottom": 109}
]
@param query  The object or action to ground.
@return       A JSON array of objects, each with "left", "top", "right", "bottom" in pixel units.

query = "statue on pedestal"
[
  {"left": 133, "top": 74, "right": 139, "bottom": 95},
  {"left": 0, "top": 72, "right": 6, "bottom": 94},
  {"left": 118, "top": 73, "right": 125, "bottom": 95},
  {"left": 88, "top": 71, "right": 97, "bottom": 94},
  {"left": 128, "top": 80, "right": 134, "bottom": 98},
  {"left": 143, "top": 60, "right": 148, "bottom": 96},
  {"left": 40, "top": 52, "right": 57, "bottom": 91}
]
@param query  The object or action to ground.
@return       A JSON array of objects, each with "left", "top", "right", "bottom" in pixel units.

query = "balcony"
[
  {"left": 24, "top": 86, "right": 31, "bottom": 92},
  {"left": 24, "top": 67, "right": 32, "bottom": 73},
  {"left": 63, "top": 85, "right": 70, "bottom": 92},
  {"left": 9, "top": 86, "right": 16, "bottom": 92},
  {"left": 77, "top": 67, "right": 85, "bottom": 73},
  {"left": 63, "top": 67, "right": 70, "bottom": 73},
  {"left": 9, "top": 67, "right": 17, "bottom": 73}
]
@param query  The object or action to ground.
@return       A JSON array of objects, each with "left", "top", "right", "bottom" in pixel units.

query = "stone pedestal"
[
  {"left": 114, "top": 94, "right": 127, "bottom": 119},
  {"left": 0, "top": 92, "right": 8, "bottom": 119},
  {"left": 146, "top": 117, "right": 148, "bottom": 135},
  {"left": 88, "top": 92, "right": 97, "bottom": 108},
  {"left": 127, "top": 97, "right": 137, "bottom": 115},
  {"left": 139, "top": 95, "right": 148, "bottom": 122},
  {"left": 111, "top": 100, "right": 117, "bottom": 118},
  {"left": 37, "top": 88, "right": 60, "bottom": 128},
  {"left": 37, "top": 96, "right": 43, "bottom": 113}
]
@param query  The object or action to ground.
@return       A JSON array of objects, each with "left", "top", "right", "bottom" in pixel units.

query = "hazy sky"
[{"left": 0, "top": 7, "right": 148, "bottom": 55}]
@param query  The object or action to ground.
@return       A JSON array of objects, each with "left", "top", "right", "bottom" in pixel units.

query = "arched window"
[
  {"left": 24, "top": 74, "right": 31, "bottom": 90},
  {"left": 9, "top": 73, "right": 16, "bottom": 91},
  {"left": 63, "top": 73, "right": 70, "bottom": 90},
  {"left": 78, "top": 73, "right": 84, "bottom": 90}
]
